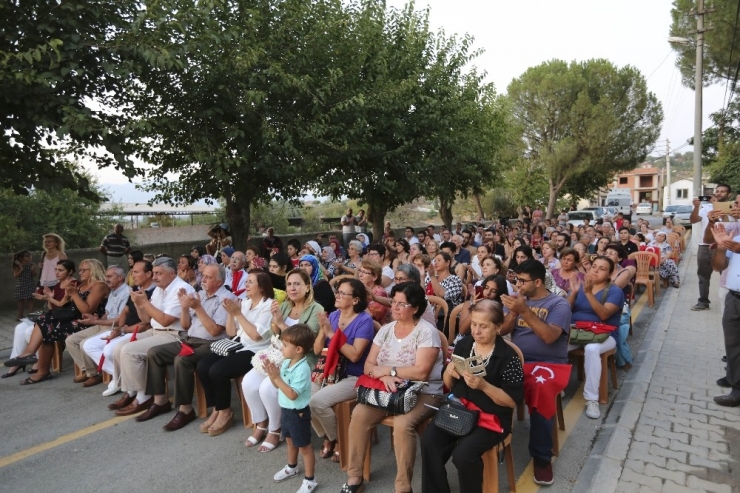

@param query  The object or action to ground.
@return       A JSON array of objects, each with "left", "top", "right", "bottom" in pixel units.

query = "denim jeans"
[
  {"left": 529, "top": 410, "right": 554, "bottom": 462},
  {"left": 615, "top": 307, "right": 633, "bottom": 367}
]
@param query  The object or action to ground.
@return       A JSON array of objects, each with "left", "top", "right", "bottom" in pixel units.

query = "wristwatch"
[{"left": 390, "top": 367, "right": 397, "bottom": 377}]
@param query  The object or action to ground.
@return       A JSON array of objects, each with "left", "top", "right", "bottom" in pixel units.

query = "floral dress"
[{"left": 37, "top": 288, "right": 105, "bottom": 343}]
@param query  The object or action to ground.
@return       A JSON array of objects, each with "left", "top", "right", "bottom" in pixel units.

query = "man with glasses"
[
  {"left": 691, "top": 184, "right": 733, "bottom": 311},
  {"left": 499, "top": 260, "right": 572, "bottom": 486}
]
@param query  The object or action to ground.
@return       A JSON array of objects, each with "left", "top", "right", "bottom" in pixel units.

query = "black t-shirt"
[
  {"left": 493, "top": 243, "right": 506, "bottom": 259},
  {"left": 621, "top": 241, "right": 639, "bottom": 256},
  {"left": 313, "top": 280, "right": 336, "bottom": 314},
  {"left": 450, "top": 334, "right": 524, "bottom": 434},
  {"left": 123, "top": 285, "right": 155, "bottom": 327},
  {"left": 268, "top": 272, "right": 286, "bottom": 292}
]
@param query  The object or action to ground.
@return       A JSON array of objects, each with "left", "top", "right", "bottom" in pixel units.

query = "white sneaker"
[
  {"left": 585, "top": 400, "right": 600, "bottom": 419},
  {"left": 274, "top": 465, "right": 299, "bottom": 482},
  {"left": 102, "top": 381, "right": 120, "bottom": 397},
  {"left": 296, "top": 478, "right": 318, "bottom": 493}
]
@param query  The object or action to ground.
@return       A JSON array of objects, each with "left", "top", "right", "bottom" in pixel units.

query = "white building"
[{"left": 662, "top": 179, "right": 694, "bottom": 209}]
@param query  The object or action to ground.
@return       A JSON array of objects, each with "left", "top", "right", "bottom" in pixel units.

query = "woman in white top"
[
  {"left": 196, "top": 270, "right": 274, "bottom": 434},
  {"left": 38, "top": 233, "right": 67, "bottom": 289}
]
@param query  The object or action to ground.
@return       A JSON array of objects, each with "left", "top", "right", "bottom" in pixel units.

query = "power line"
[
  {"left": 646, "top": 50, "right": 672, "bottom": 81},
  {"left": 722, "top": 0, "right": 740, "bottom": 111}
]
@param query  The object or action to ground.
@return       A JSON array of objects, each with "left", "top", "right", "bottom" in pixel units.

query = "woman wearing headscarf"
[
  {"left": 320, "top": 246, "right": 337, "bottom": 280},
  {"left": 299, "top": 254, "right": 336, "bottom": 313},
  {"left": 196, "top": 254, "right": 218, "bottom": 290}
]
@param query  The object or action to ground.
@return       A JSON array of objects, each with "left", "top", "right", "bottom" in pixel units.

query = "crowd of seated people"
[{"left": 2, "top": 215, "right": 687, "bottom": 492}]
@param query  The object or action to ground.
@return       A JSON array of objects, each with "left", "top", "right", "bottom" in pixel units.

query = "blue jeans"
[
  {"left": 529, "top": 411, "right": 554, "bottom": 462},
  {"left": 615, "top": 307, "right": 632, "bottom": 367}
]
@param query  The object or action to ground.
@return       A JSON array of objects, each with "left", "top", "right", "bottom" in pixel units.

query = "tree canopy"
[
  {"left": 670, "top": 0, "right": 740, "bottom": 88},
  {"left": 506, "top": 59, "right": 663, "bottom": 216}
]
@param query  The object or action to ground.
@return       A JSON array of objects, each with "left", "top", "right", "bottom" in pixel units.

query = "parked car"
[
  {"left": 582, "top": 207, "right": 609, "bottom": 219},
  {"left": 567, "top": 210, "right": 599, "bottom": 227},
  {"left": 671, "top": 205, "right": 694, "bottom": 226},
  {"left": 635, "top": 202, "right": 653, "bottom": 215},
  {"left": 662, "top": 205, "right": 682, "bottom": 223}
]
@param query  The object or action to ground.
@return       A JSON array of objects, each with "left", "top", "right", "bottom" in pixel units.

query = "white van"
[{"left": 606, "top": 189, "right": 633, "bottom": 220}]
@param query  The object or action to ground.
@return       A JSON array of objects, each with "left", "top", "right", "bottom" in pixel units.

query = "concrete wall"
[{"left": 0, "top": 228, "right": 413, "bottom": 310}]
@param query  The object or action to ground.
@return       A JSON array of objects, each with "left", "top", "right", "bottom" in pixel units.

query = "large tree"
[
  {"left": 0, "top": 0, "right": 139, "bottom": 199},
  {"left": 506, "top": 59, "right": 663, "bottom": 217},
  {"left": 118, "top": 0, "right": 352, "bottom": 246},
  {"left": 670, "top": 0, "right": 740, "bottom": 88}
]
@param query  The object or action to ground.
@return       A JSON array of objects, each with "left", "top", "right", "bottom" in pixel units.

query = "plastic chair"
[
  {"left": 629, "top": 252, "right": 659, "bottom": 307},
  {"left": 52, "top": 341, "right": 65, "bottom": 372},
  {"left": 568, "top": 347, "right": 618, "bottom": 404}
]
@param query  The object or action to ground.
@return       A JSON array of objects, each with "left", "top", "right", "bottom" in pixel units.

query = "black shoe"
[
  {"left": 4, "top": 355, "right": 38, "bottom": 367},
  {"left": 717, "top": 377, "right": 731, "bottom": 388},
  {"left": 714, "top": 394, "right": 740, "bottom": 407},
  {"left": 722, "top": 355, "right": 727, "bottom": 362},
  {"left": 1, "top": 365, "right": 26, "bottom": 378}
]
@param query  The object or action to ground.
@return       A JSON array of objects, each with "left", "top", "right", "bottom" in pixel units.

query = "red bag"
[{"left": 573, "top": 321, "right": 617, "bottom": 334}]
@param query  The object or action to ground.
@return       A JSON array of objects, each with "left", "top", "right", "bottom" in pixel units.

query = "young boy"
[{"left": 265, "top": 324, "right": 318, "bottom": 493}]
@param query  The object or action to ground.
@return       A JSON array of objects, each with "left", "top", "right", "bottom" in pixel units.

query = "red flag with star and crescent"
[{"left": 523, "top": 363, "right": 572, "bottom": 419}]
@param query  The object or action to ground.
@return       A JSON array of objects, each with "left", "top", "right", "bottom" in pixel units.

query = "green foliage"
[
  {"left": 706, "top": 97, "right": 740, "bottom": 192},
  {"left": 670, "top": 0, "right": 740, "bottom": 87},
  {"left": 506, "top": 59, "right": 663, "bottom": 216},
  {"left": 0, "top": 188, "right": 110, "bottom": 253},
  {"left": 0, "top": 0, "right": 139, "bottom": 199}
]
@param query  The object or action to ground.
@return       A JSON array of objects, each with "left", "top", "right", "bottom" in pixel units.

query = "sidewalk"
[{"left": 574, "top": 249, "right": 740, "bottom": 493}]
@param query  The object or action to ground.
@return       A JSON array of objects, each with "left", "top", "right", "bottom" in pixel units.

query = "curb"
[{"left": 571, "top": 247, "right": 693, "bottom": 493}]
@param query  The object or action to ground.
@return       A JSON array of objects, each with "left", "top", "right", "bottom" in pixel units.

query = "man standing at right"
[
  {"left": 500, "top": 260, "right": 572, "bottom": 486},
  {"left": 690, "top": 184, "right": 732, "bottom": 311},
  {"left": 100, "top": 224, "right": 131, "bottom": 268},
  {"left": 710, "top": 222, "right": 740, "bottom": 407}
]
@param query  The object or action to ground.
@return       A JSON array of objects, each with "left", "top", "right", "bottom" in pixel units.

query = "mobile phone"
[
  {"left": 474, "top": 285, "right": 484, "bottom": 298},
  {"left": 699, "top": 195, "right": 712, "bottom": 202}
]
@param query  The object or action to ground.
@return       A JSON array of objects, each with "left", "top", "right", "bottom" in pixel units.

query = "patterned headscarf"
[
  {"left": 300, "top": 254, "right": 324, "bottom": 286},
  {"left": 199, "top": 254, "right": 218, "bottom": 266},
  {"left": 322, "top": 246, "right": 336, "bottom": 264}
]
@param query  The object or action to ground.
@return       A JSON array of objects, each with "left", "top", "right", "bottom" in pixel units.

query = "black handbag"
[
  {"left": 432, "top": 400, "right": 480, "bottom": 437},
  {"left": 355, "top": 378, "right": 426, "bottom": 415},
  {"left": 51, "top": 302, "right": 80, "bottom": 323}
]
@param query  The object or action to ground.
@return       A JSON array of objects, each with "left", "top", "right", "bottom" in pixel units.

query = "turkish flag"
[
  {"left": 523, "top": 362, "right": 572, "bottom": 420},
  {"left": 178, "top": 342, "right": 195, "bottom": 356},
  {"left": 130, "top": 325, "right": 140, "bottom": 342}
]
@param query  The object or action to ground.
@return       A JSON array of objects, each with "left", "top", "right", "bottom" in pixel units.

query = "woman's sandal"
[
  {"left": 258, "top": 430, "right": 283, "bottom": 453},
  {"left": 319, "top": 437, "right": 337, "bottom": 459},
  {"left": 332, "top": 451, "right": 341, "bottom": 463},
  {"left": 199, "top": 414, "right": 219, "bottom": 433},
  {"left": 245, "top": 425, "right": 268, "bottom": 447},
  {"left": 340, "top": 480, "right": 364, "bottom": 493},
  {"left": 20, "top": 373, "right": 53, "bottom": 385}
]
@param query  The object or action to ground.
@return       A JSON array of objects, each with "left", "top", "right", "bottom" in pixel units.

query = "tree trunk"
[
  {"left": 367, "top": 204, "right": 386, "bottom": 243},
  {"left": 224, "top": 193, "right": 251, "bottom": 251},
  {"left": 473, "top": 193, "right": 485, "bottom": 221},
  {"left": 439, "top": 197, "right": 453, "bottom": 229},
  {"left": 546, "top": 186, "right": 558, "bottom": 220}
]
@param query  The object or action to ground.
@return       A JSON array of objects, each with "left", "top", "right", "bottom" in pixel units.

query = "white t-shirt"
[
  {"left": 341, "top": 215, "right": 356, "bottom": 234},
  {"left": 407, "top": 236, "right": 419, "bottom": 245},
  {"left": 149, "top": 276, "right": 196, "bottom": 331}
]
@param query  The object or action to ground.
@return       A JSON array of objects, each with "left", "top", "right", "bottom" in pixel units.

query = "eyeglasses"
[
  {"left": 393, "top": 277, "right": 409, "bottom": 283},
  {"left": 358, "top": 269, "right": 373, "bottom": 276},
  {"left": 513, "top": 277, "right": 534, "bottom": 285},
  {"left": 365, "top": 252, "right": 380, "bottom": 257},
  {"left": 336, "top": 290, "right": 354, "bottom": 297},
  {"left": 390, "top": 300, "right": 413, "bottom": 309}
]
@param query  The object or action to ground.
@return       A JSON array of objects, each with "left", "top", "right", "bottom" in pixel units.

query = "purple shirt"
[
  {"left": 510, "top": 293, "right": 572, "bottom": 364},
  {"left": 323, "top": 311, "right": 374, "bottom": 376}
]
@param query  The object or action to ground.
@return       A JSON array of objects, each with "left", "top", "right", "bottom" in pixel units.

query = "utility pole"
[
  {"left": 666, "top": 139, "right": 671, "bottom": 208},
  {"left": 692, "top": 0, "right": 705, "bottom": 199}
]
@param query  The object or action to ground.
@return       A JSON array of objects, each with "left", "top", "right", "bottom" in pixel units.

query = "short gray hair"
[
  {"left": 205, "top": 263, "right": 226, "bottom": 281},
  {"left": 348, "top": 240, "right": 363, "bottom": 252},
  {"left": 152, "top": 257, "right": 177, "bottom": 273},
  {"left": 396, "top": 263, "right": 421, "bottom": 284},
  {"left": 107, "top": 265, "right": 126, "bottom": 278}
]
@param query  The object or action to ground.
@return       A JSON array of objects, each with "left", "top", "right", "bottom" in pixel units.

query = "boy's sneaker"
[
  {"left": 533, "top": 459, "right": 554, "bottom": 486},
  {"left": 274, "top": 465, "right": 299, "bottom": 482},
  {"left": 296, "top": 478, "right": 318, "bottom": 493},
  {"left": 585, "top": 400, "right": 600, "bottom": 419}
]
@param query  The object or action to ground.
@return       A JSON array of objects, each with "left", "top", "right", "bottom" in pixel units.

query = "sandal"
[
  {"left": 199, "top": 413, "right": 219, "bottom": 433},
  {"left": 332, "top": 451, "right": 341, "bottom": 463},
  {"left": 20, "top": 373, "right": 53, "bottom": 385},
  {"left": 258, "top": 430, "right": 283, "bottom": 453},
  {"left": 340, "top": 480, "right": 364, "bottom": 493},
  {"left": 320, "top": 437, "right": 336, "bottom": 459},
  {"left": 245, "top": 425, "right": 268, "bottom": 447}
]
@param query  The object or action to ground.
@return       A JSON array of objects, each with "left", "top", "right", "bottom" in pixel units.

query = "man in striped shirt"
[{"left": 99, "top": 224, "right": 131, "bottom": 268}]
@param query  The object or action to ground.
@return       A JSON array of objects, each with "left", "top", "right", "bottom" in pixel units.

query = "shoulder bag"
[
  {"left": 210, "top": 336, "right": 243, "bottom": 357},
  {"left": 51, "top": 301, "right": 80, "bottom": 323},
  {"left": 251, "top": 334, "right": 285, "bottom": 376},
  {"left": 569, "top": 283, "right": 617, "bottom": 345},
  {"left": 355, "top": 374, "right": 426, "bottom": 415},
  {"left": 431, "top": 400, "right": 480, "bottom": 437}
]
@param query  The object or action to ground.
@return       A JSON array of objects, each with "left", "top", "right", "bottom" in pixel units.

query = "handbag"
[
  {"left": 51, "top": 302, "right": 80, "bottom": 323},
  {"left": 355, "top": 375, "right": 427, "bottom": 415},
  {"left": 568, "top": 283, "right": 616, "bottom": 346},
  {"left": 210, "top": 336, "right": 243, "bottom": 357},
  {"left": 311, "top": 353, "right": 346, "bottom": 387},
  {"left": 432, "top": 400, "right": 480, "bottom": 437},
  {"left": 252, "top": 334, "right": 285, "bottom": 376}
]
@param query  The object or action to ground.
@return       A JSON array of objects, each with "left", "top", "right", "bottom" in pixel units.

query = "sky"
[{"left": 92, "top": 0, "right": 727, "bottom": 200}]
